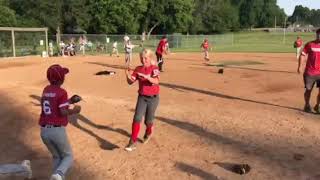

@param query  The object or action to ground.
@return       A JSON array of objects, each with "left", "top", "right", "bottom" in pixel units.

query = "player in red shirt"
[
  {"left": 156, "top": 36, "right": 168, "bottom": 72},
  {"left": 294, "top": 36, "right": 303, "bottom": 60},
  {"left": 124, "top": 49, "right": 160, "bottom": 151},
  {"left": 201, "top": 38, "right": 210, "bottom": 61},
  {"left": 39, "top": 64, "right": 81, "bottom": 180},
  {"left": 297, "top": 28, "right": 320, "bottom": 113}
]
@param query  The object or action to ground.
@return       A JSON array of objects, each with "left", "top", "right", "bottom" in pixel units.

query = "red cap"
[{"left": 47, "top": 64, "right": 69, "bottom": 84}]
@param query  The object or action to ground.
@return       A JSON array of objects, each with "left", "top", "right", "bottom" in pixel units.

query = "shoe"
[
  {"left": 314, "top": 105, "right": 320, "bottom": 113},
  {"left": 304, "top": 105, "right": 312, "bottom": 113},
  {"left": 21, "top": 160, "right": 32, "bottom": 179},
  {"left": 50, "top": 174, "right": 63, "bottom": 180},
  {"left": 143, "top": 134, "right": 152, "bottom": 144},
  {"left": 124, "top": 140, "right": 136, "bottom": 152}
]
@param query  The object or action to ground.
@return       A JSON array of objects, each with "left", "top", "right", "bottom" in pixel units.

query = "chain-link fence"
[{"left": 0, "top": 31, "right": 316, "bottom": 58}]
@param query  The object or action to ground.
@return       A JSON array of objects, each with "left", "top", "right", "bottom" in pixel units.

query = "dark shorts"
[
  {"left": 133, "top": 95, "right": 159, "bottom": 124},
  {"left": 304, "top": 74, "right": 320, "bottom": 90}
]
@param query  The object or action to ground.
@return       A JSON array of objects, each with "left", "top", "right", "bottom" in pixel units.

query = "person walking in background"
[
  {"left": 294, "top": 36, "right": 303, "bottom": 60},
  {"left": 110, "top": 41, "right": 119, "bottom": 57},
  {"left": 201, "top": 38, "right": 210, "bottom": 61},
  {"left": 79, "top": 35, "right": 87, "bottom": 55},
  {"left": 124, "top": 36, "right": 139, "bottom": 67},
  {"left": 297, "top": 29, "right": 320, "bottom": 113},
  {"left": 141, "top": 31, "right": 146, "bottom": 47},
  {"left": 156, "top": 36, "right": 168, "bottom": 72}
]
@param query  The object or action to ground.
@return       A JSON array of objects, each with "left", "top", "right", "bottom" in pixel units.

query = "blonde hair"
[{"left": 140, "top": 49, "right": 156, "bottom": 65}]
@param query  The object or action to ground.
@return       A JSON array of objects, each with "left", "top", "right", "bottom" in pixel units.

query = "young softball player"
[
  {"left": 124, "top": 49, "right": 160, "bottom": 151},
  {"left": 39, "top": 64, "right": 81, "bottom": 180},
  {"left": 124, "top": 36, "right": 137, "bottom": 67},
  {"left": 201, "top": 38, "right": 210, "bottom": 61},
  {"left": 110, "top": 41, "right": 119, "bottom": 57},
  {"left": 156, "top": 36, "right": 168, "bottom": 72}
]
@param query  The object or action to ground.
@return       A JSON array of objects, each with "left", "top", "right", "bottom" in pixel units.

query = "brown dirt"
[{"left": 0, "top": 52, "right": 319, "bottom": 180}]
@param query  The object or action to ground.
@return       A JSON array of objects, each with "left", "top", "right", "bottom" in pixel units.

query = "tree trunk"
[{"left": 147, "top": 22, "right": 160, "bottom": 40}]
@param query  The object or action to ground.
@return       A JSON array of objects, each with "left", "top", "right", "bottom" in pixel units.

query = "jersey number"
[{"left": 43, "top": 100, "right": 52, "bottom": 115}]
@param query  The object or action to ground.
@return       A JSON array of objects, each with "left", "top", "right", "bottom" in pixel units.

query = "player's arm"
[
  {"left": 60, "top": 106, "right": 81, "bottom": 116},
  {"left": 146, "top": 76, "right": 159, "bottom": 84},
  {"left": 125, "top": 68, "right": 137, "bottom": 85},
  {"left": 298, "top": 43, "right": 309, "bottom": 74},
  {"left": 58, "top": 92, "right": 81, "bottom": 116},
  {"left": 138, "top": 69, "right": 160, "bottom": 84}
]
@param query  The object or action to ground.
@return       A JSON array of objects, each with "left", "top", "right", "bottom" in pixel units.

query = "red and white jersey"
[
  {"left": 202, "top": 41, "right": 209, "bottom": 49},
  {"left": 302, "top": 40, "right": 320, "bottom": 76},
  {"left": 39, "top": 85, "right": 69, "bottom": 126},
  {"left": 296, "top": 39, "right": 303, "bottom": 48},
  {"left": 156, "top": 39, "right": 167, "bottom": 55},
  {"left": 131, "top": 65, "right": 160, "bottom": 96}
]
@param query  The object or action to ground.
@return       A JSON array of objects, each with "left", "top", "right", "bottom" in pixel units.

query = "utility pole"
[
  {"left": 275, "top": 16, "right": 277, "bottom": 29},
  {"left": 283, "top": 17, "right": 287, "bottom": 44}
]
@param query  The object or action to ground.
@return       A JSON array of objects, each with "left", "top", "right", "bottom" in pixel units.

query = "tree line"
[
  {"left": 288, "top": 5, "right": 320, "bottom": 27},
  {"left": 0, "top": 0, "right": 317, "bottom": 35}
]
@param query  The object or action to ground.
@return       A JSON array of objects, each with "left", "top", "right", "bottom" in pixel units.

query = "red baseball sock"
[
  {"left": 131, "top": 122, "right": 140, "bottom": 142},
  {"left": 146, "top": 124, "right": 153, "bottom": 135}
]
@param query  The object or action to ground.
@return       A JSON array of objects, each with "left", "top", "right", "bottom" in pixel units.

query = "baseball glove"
[{"left": 69, "top": 95, "right": 82, "bottom": 104}]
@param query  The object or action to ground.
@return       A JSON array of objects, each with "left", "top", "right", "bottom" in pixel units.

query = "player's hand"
[
  {"left": 137, "top": 73, "right": 150, "bottom": 79},
  {"left": 73, "top": 105, "right": 81, "bottom": 114},
  {"left": 297, "top": 66, "right": 301, "bottom": 74}
]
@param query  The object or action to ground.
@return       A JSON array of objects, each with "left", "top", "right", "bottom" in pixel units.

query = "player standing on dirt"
[
  {"left": 124, "top": 36, "right": 138, "bottom": 68},
  {"left": 297, "top": 28, "right": 320, "bottom": 113},
  {"left": 201, "top": 38, "right": 210, "bottom": 61},
  {"left": 156, "top": 36, "right": 168, "bottom": 72},
  {"left": 124, "top": 49, "right": 160, "bottom": 151},
  {"left": 294, "top": 36, "right": 303, "bottom": 60},
  {"left": 39, "top": 64, "right": 81, "bottom": 180},
  {"left": 110, "top": 41, "right": 119, "bottom": 57}
]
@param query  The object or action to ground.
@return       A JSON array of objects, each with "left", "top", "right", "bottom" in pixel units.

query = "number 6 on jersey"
[{"left": 43, "top": 100, "right": 52, "bottom": 115}]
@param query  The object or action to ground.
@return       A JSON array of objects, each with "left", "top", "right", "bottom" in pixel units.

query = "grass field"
[{"left": 0, "top": 31, "right": 316, "bottom": 58}]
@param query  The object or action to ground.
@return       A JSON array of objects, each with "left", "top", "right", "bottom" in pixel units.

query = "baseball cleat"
[
  {"left": 124, "top": 140, "right": 136, "bottom": 152},
  {"left": 50, "top": 174, "right": 63, "bottom": 180},
  {"left": 143, "top": 134, "right": 152, "bottom": 144},
  {"left": 314, "top": 105, "right": 320, "bottom": 114},
  {"left": 21, "top": 160, "right": 32, "bottom": 179},
  {"left": 304, "top": 105, "right": 312, "bottom": 113}
]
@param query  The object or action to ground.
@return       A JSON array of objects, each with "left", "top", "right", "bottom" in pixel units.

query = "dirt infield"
[{"left": 0, "top": 52, "right": 319, "bottom": 180}]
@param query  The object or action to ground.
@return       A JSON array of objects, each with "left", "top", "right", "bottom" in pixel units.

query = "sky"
[{"left": 277, "top": 0, "right": 320, "bottom": 15}]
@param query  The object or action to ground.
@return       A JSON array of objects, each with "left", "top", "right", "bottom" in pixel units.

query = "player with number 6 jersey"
[{"left": 39, "top": 64, "right": 81, "bottom": 180}]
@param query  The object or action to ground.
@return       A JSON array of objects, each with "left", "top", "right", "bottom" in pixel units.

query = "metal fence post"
[{"left": 11, "top": 30, "right": 15, "bottom": 57}]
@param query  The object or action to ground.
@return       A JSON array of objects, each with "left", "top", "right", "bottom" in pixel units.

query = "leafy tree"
[{"left": 0, "top": 5, "right": 16, "bottom": 26}]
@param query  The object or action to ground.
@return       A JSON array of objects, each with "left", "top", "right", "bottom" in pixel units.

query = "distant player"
[
  {"left": 201, "top": 38, "right": 210, "bottom": 61},
  {"left": 141, "top": 31, "right": 146, "bottom": 47},
  {"left": 156, "top": 36, "right": 168, "bottom": 72},
  {"left": 124, "top": 49, "right": 160, "bottom": 151},
  {"left": 110, "top": 41, "right": 119, "bottom": 57},
  {"left": 78, "top": 35, "right": 87, "bottom": 55},
  {"left": 124, "top": 36, "right": 137, "bottom": 67},
  {"left": 39, "top": 64, "right": 81, "bottom": 180},
  {"left": 294, "top": 36, "right": 303, "bottom": 60},
  {"left": 297, "top": 29, "right": 320, "bottom": 113}
]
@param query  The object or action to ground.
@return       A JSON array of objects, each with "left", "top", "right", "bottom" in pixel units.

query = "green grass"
[
  {"left": 0, "top": 31, "right": 316, "bottom": 57},
  {"left": 171, "top": 31, "right": 315, "bottom": 53}
]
